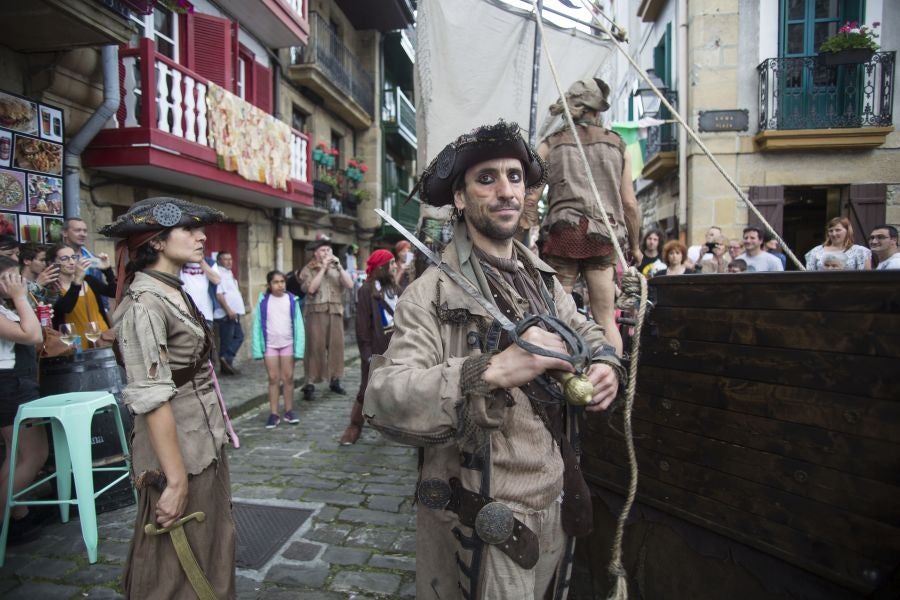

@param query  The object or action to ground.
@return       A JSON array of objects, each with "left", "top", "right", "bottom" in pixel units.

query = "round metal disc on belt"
[
  {"left": 474, "top": 501, "right": 514, "bottom": 545},
  {"left": 416, "top": 478, "right": 451, "bottom": 510}
]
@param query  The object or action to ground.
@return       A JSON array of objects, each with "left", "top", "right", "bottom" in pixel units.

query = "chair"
[{"left": 0, "top": 391, "right": 135, "bottom": 566}]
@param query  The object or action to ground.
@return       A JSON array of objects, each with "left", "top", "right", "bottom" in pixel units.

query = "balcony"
[
  {"left": 288, "top": 13, "right": 375, "bottom": 129},
  {"left": 215, "top": 0, "right": 308, "bottom": 47},
  {"left": 83, "top": 39, "right": 313, "bottom": 209},
  {"left": 755, "top": 52, "right": 895, "bottom": 152},
  {"left": 0, "top": 0, "right": 133, "bottom": 52},
  {"left": 382, "top": 87, "right": 416, "bottom": 149},
  {"left": 333, "top": 0, "right": 415, "bottom": 33},
  {"left": 642, "top": 90, "right": 678, "bottom": 181}
]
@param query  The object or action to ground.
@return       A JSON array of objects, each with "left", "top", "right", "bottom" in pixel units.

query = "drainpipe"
[
  {"left": 677, "top": 0, "right": 688, "bottom": 233},
  {"left": 64, "top": 45, "right": 119, "bottom": 218}
]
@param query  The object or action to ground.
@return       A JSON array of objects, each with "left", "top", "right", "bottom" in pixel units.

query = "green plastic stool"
[{"left": 0, "top": 391, "right": 136, "bottom": 567}]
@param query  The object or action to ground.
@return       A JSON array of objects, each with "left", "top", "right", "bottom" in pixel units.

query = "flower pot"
[{"left": 820, "top": 48, "right": 875, "bottom": 66}]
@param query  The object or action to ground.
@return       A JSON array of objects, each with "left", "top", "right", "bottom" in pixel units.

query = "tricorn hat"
[
  {"left": 305, "top": 236, "right": 332, "bottom": 252},
  {"left": 413, "top": 120, "right": 546, "bottom": 207},
  {"left": 99, "top": 197, "right": 225, "bottom": 238},
  {"left": 549, "top": 77, "right": 611, "bottom": 116}
]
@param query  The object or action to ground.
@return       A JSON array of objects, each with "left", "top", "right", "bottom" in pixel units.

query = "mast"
[{"left": 528, "top": 0, "right": 543, "bottom": 146}]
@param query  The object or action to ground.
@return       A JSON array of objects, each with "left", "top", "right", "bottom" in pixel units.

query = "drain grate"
[{"left": 234, "top": 502, "right": 312, "bottom": 570}]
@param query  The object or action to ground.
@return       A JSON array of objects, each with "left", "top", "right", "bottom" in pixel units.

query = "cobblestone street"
[{"left": 0, "top": 350, "right": 420, "bottom": 599}]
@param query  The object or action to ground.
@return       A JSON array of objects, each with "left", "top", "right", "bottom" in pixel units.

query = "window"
[
  {"left": 331, "top": 130, "right": 343, "bottom": 164},
  {"left": 292, "top": 106, "right": 308, "bottom": 133},
  {"left": 237, "top": 57, "right": 248, "bottom": 100},
  {"left": 129, "top": 5, "right": 180, "bottom": 60},
  {"left": 236, "top": 46, "right": 255, "bottom": 101}
]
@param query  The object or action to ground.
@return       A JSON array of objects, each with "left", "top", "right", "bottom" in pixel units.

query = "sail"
[{"left": 416, "top": 0, "right": 614, "bottom": 164}]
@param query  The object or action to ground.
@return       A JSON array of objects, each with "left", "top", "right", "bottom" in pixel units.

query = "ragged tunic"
[
  {"left": 365, "top": 221, "right": 619, "bottom": 599},
  {"left": 114, "top": 270, "right": 234, "bottom": 600},
  {"left": 114, "top": 270, "right": 226, "bottom": 481}
]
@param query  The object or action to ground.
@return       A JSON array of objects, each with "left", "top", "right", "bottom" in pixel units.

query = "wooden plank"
[
  {"left": 648, "top": 306, "right": 900, "bottom": 358},
  {"left": 649, "top": 271, "right": 900, "bottom": 313},
  {"left": 586, "top": 410, "right": 900, "bottom": 524},
  {"left": 586, "top": 431, "right": 900, "bottom": 560},
  {"left": 621, "top": 389, "right": 899, "bottom": 484},
  {"left": 582, "top": 455, "right": 890, "bottom": 595},
  {"left": 640, "top": 337, "right": 897, "bottom": 400},
  {"left": 637, "top": 365, "right": 900, "bottom": 441}
]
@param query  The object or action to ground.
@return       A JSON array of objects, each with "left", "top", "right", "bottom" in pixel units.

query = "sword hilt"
[{"left": 144, "top": 511, "right": 207, "bottom": 535}]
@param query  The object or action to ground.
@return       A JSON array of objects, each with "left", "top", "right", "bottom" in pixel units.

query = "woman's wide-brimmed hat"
[
  {"left": 99, "top": 197, "right": 225, "bottom": 238},
  {"left": 412, "top": 120, "right": 546, "bottom": 207}
]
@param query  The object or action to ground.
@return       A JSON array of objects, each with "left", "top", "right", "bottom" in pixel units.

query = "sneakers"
[
  {"left": 302, "top": 384, "right": 315, "bottom": 401},
  {"left": 329, "top": 379, "right": 347, "bottom": 395},
  {"left": 265, "top": 414, "right": 280, "bottom": 429},
  {"left": 283, "top": 410, "right": 300, "bottom": 425}
]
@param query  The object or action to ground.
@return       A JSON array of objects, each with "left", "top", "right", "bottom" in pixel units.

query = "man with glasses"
[{"left": 869, "top": 225, "right": 900, "bottom": 270}]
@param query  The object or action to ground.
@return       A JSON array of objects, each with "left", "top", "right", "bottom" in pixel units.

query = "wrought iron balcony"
[
  {"left": 642, "top": 90, "right": 678, "bottom": 181},
  {"left": 382, "top": 86, "right": 416, "bottom": 148},
  {"left": 645, "top": 90, "right": 678, "bottom": 157},
  {"left": 757, "top": 52, "right": 895, "bottom": 131},
  {"left": 289, "top": 12, "right": 374, "bottom": 125}
]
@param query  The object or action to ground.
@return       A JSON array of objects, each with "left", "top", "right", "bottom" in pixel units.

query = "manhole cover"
[{"left": 234, "top": 502, "right": 312, "bottom": 569}]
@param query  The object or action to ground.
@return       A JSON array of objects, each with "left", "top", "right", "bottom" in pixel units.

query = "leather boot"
[
  {"left": 302, "top": 384, "right": 315, "bottom": 401},
  {"left": 339, "top": 401, "right": 364, "bottom": 446},
  {"left": 329, "top": 378, "right": 347, "bottom": 395}
]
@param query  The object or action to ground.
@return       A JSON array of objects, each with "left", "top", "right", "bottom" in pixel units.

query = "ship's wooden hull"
[{"left": 573, "top": 271, "right": 900, "bottom": 599}]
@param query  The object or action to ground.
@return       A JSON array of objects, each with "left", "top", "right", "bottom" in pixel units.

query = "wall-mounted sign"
[
  {"left": 698, "top": 110, "right": 749, "bottom": 132},
  {"left": 0, "top": 89, "right": 65, "bottom": 242}
]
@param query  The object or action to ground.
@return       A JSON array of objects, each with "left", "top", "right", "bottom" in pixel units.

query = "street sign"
[{"left": 698, "top": 110, "right": 749, "bottom": 132}]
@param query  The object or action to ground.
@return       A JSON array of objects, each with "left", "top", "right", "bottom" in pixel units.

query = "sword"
[
  {"left": 375, "top": 209, "right": 594, "bottom": 405},
  {"left": 145, "top": 512, "right": 217, "bottom": 600}
]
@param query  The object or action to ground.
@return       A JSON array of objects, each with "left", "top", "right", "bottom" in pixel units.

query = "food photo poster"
[{"left": 0, "top": 89, "right": 66, "bottom": 242}]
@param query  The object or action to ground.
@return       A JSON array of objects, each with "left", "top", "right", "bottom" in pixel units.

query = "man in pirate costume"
[
  {"left": 102, "top": 197, "right": 237, "bottom": 599},
  {"left": 339, "top": 248, "right": 399, "bottom": 445},
  {"left": 365, "top": 121, "right": 622, "bottom": 599},
  {"left": 530, "top": 78, "right": 642, "bottom": 355}
]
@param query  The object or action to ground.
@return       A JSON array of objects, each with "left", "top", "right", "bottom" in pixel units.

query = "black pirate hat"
[
  {"left": 99, "top": 197, "right": 225, "bottom": 238},
  {"left": 413, "top": 120, "right": 547, "bottom": 207}
]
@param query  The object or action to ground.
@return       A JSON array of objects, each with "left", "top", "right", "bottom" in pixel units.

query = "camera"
[{"left": 705, "top": 241, "right": 717, "bottom": 251}]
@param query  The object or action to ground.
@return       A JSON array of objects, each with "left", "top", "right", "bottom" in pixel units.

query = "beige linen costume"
[
  {"left": 365, "top": 222, "right": 619, "bottom": 599},
  {"left": 114, "top": 271, "right": 234, "bottom": 599},
  {"left": 300, "top": 261, "right": 345, "bottom": 382}
]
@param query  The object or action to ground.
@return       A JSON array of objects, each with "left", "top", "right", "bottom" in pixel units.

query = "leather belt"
[{"left": 417, "top": 477, "right": 539, "bottom": 569}]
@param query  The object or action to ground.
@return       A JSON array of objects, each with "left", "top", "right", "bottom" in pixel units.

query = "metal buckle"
[
  {"left": 474, "top": 501, "right": 514, "bottom": 545},
  {"left": 417, "top": 478, "right": 452, "bottom": 510}
]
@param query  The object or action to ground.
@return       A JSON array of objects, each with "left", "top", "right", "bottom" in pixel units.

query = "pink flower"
[
  {"left": 873, "top": 22, "right": 881, "bottom": 28},
  {"left": 359, "top": 164, "right": 368, "bottom": 174}
]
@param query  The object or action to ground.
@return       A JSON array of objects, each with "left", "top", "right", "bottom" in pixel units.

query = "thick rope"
[
  {"left": 576, "top": 0, "right": 805, "bottom": 271},
  {"left": 530, "top": 4, "right": 646, "bottom": 598}
]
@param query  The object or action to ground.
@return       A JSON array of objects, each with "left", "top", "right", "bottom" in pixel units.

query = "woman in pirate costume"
[{"left": 101, "top": 197, "right": 237, "bottom": 599}]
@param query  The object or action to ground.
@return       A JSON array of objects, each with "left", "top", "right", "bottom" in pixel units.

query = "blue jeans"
[{"left": 216, "top": 316, "right": 245, "bottom": 363}]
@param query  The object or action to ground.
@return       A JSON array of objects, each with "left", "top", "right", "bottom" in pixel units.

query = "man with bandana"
[{"left": 365, "top": 121, "right": 622, "bottom": 599}]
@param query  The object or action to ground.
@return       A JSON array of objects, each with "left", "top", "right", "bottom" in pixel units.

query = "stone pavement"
[{"left": 0, "top": 342, "right": 421, "bottom": 599}]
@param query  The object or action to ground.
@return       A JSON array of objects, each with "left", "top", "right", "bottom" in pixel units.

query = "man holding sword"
[{"left": 365, "top": 120, "right": 622, "bottom": 600}]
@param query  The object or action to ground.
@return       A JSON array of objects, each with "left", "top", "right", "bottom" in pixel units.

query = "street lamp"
[{"left": 634, "top": 68, "right": 667, "bottom": 118}]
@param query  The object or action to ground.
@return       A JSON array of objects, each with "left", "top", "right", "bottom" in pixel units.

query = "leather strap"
[{"left": 447, "top": 478, "right": 539, "bottom": 570}]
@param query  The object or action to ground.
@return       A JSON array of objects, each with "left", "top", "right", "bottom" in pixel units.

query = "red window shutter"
[
  {"left": 748, "top": 185, "right": 785, "bottom": 235},
  {"left": 253, "top": 63, "right": 273, "bottom": 113},
  {"left": 847, "top": 184, "right": 887, "bottom": 244},
  {"left": 186, "top": 13, "right": 234, "bottom": 90},
  {"left": 205, "top": 223, "right": 240, "bottom": 278}
]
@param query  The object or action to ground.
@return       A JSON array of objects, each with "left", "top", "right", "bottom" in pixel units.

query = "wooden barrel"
[
  {"left": 40, "top": 347, "right": 135, "bottom": 513},
  {"left": 574, "top": 271, "right": 900, "bottom": 599}
]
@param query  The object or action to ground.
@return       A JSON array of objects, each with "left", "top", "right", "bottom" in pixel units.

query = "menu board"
[{"left": 0, "top": 89, "right": 65, "bottom": 243}]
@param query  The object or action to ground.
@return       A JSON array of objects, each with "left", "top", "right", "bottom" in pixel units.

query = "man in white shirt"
[
  {"left": 213, "top": 251, "right": 245, "bottom": 374},
  {"left": 181, "top": 258, "right": 222, "bottom": 370},
  {"left": 736, "top": 226, "right": 785, "bottom": 272},
  {"left": 869, "top": 225, "right": 900, "bottom": 270},
  {"left": 687, "top": 226, "right": 721, "bottom": 264}
]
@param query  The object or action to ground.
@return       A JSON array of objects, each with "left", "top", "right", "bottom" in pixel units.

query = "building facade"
[{"left": 612, "top": 0, "right": 898, "bottom": 263}]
